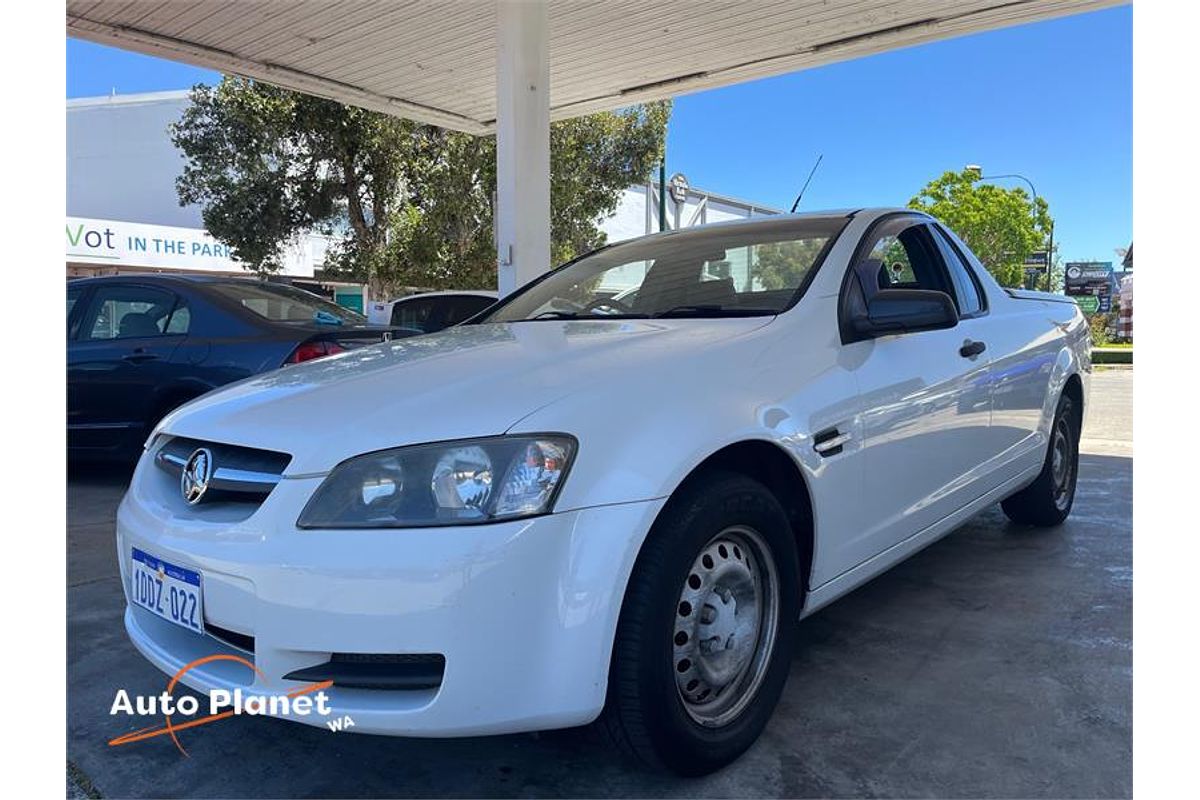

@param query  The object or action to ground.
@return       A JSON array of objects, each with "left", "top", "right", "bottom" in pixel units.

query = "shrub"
[{"left": 1089, "top": 312, "right": 1114, "bottom": 346}]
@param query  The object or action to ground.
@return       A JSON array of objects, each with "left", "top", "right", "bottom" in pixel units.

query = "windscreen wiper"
[
  {"left": 651, "top": 305, "right": 776, "bottom": 319},
  {"left": 526, "top": 310, "right": 650, "bottom": 321},
  {"left": 528, "top": 310, "right": 582, "bottom": 320}
]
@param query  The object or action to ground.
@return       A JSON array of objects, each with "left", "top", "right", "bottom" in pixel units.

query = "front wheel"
[
  {"left": 1001, "top": 392, "right": 1080, "bottom": 526},
  {"left": 600, "top": 471, "right": 799, "bottom": 775}
]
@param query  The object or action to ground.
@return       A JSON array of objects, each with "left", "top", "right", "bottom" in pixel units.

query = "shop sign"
[
  {"left": 669, "top": 173, "right": 690, "bottom": 204},
  {"left": 66, "top": 216, "right": 315, "bottom": 277}
]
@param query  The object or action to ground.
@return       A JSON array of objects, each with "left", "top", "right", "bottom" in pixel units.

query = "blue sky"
[{"left": 67, "top": 4, "right": 1131, "bottom": 263}]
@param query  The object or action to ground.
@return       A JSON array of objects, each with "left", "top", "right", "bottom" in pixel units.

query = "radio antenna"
[{"left": 790, "top": 154, "right": 824, "bottom": 213}]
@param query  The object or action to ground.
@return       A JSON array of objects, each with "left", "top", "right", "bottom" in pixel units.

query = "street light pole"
[
  {"left": 975, "top": 172, "right": 1038, "bottom": 202},
  {"left": 1045, "top": 220, "right": 1055, "bottom": 292}
]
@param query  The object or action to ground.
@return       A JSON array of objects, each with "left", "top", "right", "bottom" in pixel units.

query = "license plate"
[{"left": 130, "top": 548, "right": 204, "bottom": 634}]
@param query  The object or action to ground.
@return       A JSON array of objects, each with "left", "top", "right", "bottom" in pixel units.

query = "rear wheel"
[
  {"left": 1001, "top": 392, "right": 1080, "bottom": 526},
  {"left": 600, "top": 471, "right": 799, "bottom": 775}
]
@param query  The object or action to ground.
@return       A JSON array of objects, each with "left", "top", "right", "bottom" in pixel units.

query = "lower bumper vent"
[
  {"left": 283, "top": 653, "right": 446, "bottom": 691},
  {"left": 207, "top": 623, "right": 255, "bottom": 654}
]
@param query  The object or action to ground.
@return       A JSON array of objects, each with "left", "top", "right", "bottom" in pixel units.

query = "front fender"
[
  {"left": 507, "top": 358, "right": 841, "bottom": 512},
  {"left": 506, "top": 339, "right": 861, "bottom": 585}
]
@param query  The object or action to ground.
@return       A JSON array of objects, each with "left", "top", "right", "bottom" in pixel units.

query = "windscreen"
[{"left": 479, "top": 217, "right": 845, "bottom": 322}]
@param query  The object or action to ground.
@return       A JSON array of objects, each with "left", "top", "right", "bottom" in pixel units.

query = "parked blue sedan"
[{"left": 67, "top": 274, "right": 416, "bottom": 459}]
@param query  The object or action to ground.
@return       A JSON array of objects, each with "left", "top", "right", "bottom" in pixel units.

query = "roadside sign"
[
  {"left": 1064, "top": 261, "right": 1114, "bottom": 316},
  {"left": 1024, "top": 250, "right": 1049, "bottom": 267}
]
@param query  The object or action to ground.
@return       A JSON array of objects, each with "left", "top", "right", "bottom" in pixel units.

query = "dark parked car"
[
  {"left": 67, "top": 274, "right": 415, "bottom": 458},
  {"left": 367, "top": 290, "right": 499, "bottom": 333}
]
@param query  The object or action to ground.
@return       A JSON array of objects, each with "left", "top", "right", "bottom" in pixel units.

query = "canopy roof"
[{"left": 68, "top": 0, "right": 1117, "bottom": 134}]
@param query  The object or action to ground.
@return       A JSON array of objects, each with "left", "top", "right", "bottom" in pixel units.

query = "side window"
[
  {"left": 164, "top": 302, "right": 191, "bottom": 334},
  {"left": 859, "top": 222, "right": 952, "bottom": 296},
  {"left": 83, "top": 285, "right": 179, "bottom": 341},
  {"left": 842, "top": 217, "right": 958, "bottom": 342},
  {"left": 931, "top": 226, "right": 984, "bottom": 317},
  {"left": 391, "top": 298, "right": 437, "bottom": 331},
  {"left": 867, "top": 235, "right": 916, "bottom": 287},
  {"left": 67, "top": 284, "right": 85, "bottom": 339}
]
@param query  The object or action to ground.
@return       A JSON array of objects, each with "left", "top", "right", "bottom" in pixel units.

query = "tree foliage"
[
  {"left": 907, "top": 169, "right": 1053, "bottom": 288},
  {"left": 172, "top": 78, "right": 669, "bottom": 295},
  {"left": 752, "top": 239, "right": 826, "bottom": 290}
]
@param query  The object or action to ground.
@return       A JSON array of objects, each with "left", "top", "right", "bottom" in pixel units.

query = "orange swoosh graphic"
[{"left": 108, "top": 653, "right": 333, "bottom": 755}]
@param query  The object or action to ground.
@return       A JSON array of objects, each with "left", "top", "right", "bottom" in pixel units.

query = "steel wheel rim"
[
  {"left": 672, "top": 525, "right": 780, "bottom": 728},
  {"left": 1051, "top": 417, "right": 1074, "bottom": 510}
]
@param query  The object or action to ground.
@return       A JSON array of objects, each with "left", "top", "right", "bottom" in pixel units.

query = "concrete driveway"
[{"left": 67, "top": 369, "right": 1132, "bottom": 799}]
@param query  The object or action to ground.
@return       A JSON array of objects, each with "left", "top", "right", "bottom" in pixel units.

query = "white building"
[{"left": 66, "top": 91, "right": 777, "bottom": 307}]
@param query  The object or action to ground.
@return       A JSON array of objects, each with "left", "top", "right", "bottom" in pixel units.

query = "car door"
[
  {"left": 932, "top": 223, "right": 1059, "bottom": 487},
  {"left": 838, "top": 216, "right": 994, "bottom": 565},
  {"left": 68, "top": 283, "right": 188, "bottom": 452}
]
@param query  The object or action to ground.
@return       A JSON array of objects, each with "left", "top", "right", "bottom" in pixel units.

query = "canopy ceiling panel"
[{"left": 68, "top": 1, "right": 1119, "bottom": 133}]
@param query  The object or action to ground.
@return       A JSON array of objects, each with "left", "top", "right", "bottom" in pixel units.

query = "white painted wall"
[{"left": 67, "top": 92, "right": 200, "bottom": 228}]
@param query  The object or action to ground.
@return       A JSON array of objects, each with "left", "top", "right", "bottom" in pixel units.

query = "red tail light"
[{"left": 286, "top": 340, "right": 346, "bottom": 365}]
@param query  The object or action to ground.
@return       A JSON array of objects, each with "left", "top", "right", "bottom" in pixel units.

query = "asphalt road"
[{"left": 67, "top": 368, "right": 1132, "bottom": 798}]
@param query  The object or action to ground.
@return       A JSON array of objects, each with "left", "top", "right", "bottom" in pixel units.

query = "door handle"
[
  {"left": 959, "top": 339, "right": 987, "bottom": 359},
  {"left": 813, "top": 427, "right": 851, "bottom": 457},
  {"left": 122, "top": 350, "right": 160, "bottom": 364}
]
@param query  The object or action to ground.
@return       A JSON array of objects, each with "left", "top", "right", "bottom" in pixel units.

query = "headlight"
[{"left": 297, "top": 435, "right": 576, "bottom": 529}]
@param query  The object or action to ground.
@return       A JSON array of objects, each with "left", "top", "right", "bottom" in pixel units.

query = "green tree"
[
  {"left": 548, "top": 107, "right": 669, "bottom": 265},
  {"left": 172, "top": 77, "right": 669, "bottom": 295},
  {"left": 907, "top": 169, "right": 1053, "bottom": 288},
  {"left": 752, "top": 239, "right": 827, "bottom": 290},
  {"left": 172, "top": 79, "right": 425, "bottom": 293}
]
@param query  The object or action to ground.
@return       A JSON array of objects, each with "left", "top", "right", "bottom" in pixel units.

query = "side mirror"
[{"left": 852, "top": 288, "right": 958, "bottom": 338}]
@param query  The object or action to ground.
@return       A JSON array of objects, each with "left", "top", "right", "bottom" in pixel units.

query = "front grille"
[{"left": 154, "top": 436, "right": 292, "bottom": 503}]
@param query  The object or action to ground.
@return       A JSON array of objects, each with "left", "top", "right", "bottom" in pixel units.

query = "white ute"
[{"left": 118, "top": 209, "right": 1089, "bottom": 774}]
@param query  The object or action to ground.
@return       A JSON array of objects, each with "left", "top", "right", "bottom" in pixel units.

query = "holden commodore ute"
[{"left": 116, "top": 209, "right": 1089, "bottom": 774}]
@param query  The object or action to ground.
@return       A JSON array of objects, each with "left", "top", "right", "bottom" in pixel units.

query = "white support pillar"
[{"left": 495, "top": 0, "right": 550, "bottom": 296}]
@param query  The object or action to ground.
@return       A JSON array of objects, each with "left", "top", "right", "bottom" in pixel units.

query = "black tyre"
[
  {"left": 600, "top": 470, "right": 800, "bottom": 775},
  {"left": 1001, "top": 392, "right": 1080, "bottom": 526}
]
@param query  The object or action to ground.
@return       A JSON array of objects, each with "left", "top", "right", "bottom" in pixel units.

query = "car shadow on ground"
[{"left": 68, "top": 453, "right": 1131, "bottom": 799}]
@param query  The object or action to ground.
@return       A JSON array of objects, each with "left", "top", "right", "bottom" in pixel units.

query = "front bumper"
[{"left": 117, "top": 459, "right": 664, "bottom": 736}]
